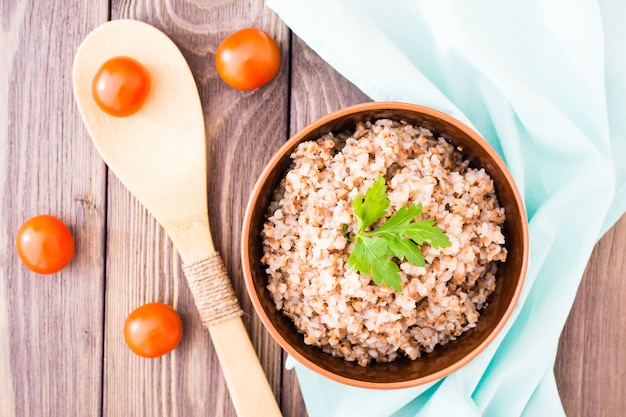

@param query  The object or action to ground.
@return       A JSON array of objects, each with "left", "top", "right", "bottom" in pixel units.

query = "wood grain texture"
[
  {"left": 0, "top": 0, "right": 108, "bottom": 416},
  {"left": 104, "top": 1, "right": 289, "bottom": 416},
  {"left": 289, "top": 36, "right": 371, "bottom": 133},
  {"left": 555, "top": 213, "right": 626, "bottom": 417},
  {"left": 1, "top": 0, "right": 626, "bottom": 416}
]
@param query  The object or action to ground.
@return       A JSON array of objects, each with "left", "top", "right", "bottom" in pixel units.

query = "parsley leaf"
[
  {"left": 348, "top": 236, "right": 401, "bottom": 290},
  {"left": 352, "top": 176, "right": 389, "bottom": 234},
  {"left": 346, "top": 176, "right": 451, "bottom": 292}
]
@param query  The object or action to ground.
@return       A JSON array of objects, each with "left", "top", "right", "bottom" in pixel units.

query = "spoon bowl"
[
  {"left": 73, "top": 19, "right": 281, "bottom": 417},
  {"left": 72, "top": 19, "right": 210, "bottom": 260}
]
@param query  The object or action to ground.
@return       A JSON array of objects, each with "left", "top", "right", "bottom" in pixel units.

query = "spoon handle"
[
  {"left": 182, "top": 254, "right": 282, "bottom": 417},
  {"left": 209, "top": 318, "right": 283, "bottom": 417}
]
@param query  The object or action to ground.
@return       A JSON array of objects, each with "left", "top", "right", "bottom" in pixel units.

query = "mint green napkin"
[{"left": 267, "top": 0, "right": 626, "bottom": 416}]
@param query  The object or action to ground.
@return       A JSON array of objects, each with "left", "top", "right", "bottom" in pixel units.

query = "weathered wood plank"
[
  {"left": 555, "top": 213, "right": 626, "bottom": 417},
  {"left": 103, "top": 1, "right": 289, "bottom": 416},
  {"left": 0, "top": 1, "right": 108, "bottom": 416},
  {"left": 289, "top": 36, "right": 371, "bottom": 133},
  {"left": 1, "top": 1, "right": 625, "bottom": 416}
]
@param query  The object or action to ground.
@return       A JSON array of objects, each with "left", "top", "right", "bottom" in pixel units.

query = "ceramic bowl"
[{"left": 241, "top": 102, "right": 528, "bottom": 389}]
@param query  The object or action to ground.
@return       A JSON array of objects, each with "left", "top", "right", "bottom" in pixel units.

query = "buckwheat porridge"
[{"left": 261, "top": 119, "right": 507, "bottom": 366}]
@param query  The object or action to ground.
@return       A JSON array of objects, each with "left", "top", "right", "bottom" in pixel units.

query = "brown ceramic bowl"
[{"left": 241, "top": 102, "right": 528, "bottom": 389}]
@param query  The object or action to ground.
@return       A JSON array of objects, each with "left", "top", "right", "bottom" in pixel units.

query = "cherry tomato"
[
  {"left": 124, "top": 302, "right": 183, "bottom": 358},
  {"left": 92, "top": 56, "right": 151, "bottom": 117},
  {"left": 215, "top": 28, "right": 280, "bottom": 90},
  {"left": 16, "top": 215, "right": 75, "bottom": 275}
]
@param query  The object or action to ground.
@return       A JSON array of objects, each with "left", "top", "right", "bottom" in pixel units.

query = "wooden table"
[{"left": 1, "top": 1, "right": 624, "bottom": 416}]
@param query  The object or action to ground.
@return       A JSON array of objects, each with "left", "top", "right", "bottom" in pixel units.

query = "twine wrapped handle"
[
  {"left": 182, "top": 252, "right": 243, "bottom": 329},
  {"left": 181, "top": 253, "right": 282, "bottom": 416}
]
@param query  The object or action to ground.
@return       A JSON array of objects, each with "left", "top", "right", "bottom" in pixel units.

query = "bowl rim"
[{"left": 241, "top": 101, "right": 529, "bottom": 389}]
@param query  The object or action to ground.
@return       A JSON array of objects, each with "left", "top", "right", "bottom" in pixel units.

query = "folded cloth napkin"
[{"left": 267, "top": 0, "right": 626, "bottom": 416}]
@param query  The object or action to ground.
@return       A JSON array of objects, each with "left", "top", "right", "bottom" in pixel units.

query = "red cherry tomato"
[
  {"left": 123, "top": 302, "right": 183, "bottom": 358},
  {"left": 92, "top": 56, "right": 151, "bottom": 117},
  {"left": 215, "top": 28, "right": 281, "bottom": 90},
  {"left": 16, "top": 215, "right": 75, "bottom": 274}
]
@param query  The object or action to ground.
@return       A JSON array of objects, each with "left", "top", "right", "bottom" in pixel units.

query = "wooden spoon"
[{"left": 72, "top": 19, "right": 281, "bottom": 417}]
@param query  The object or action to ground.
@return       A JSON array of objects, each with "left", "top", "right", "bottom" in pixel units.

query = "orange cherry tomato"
[
  {"left": 16, "top": 215, "right": 75, "bottom": 274},
  {"left": 92, "top": 56, "right": 151, "bottom": 117},
  {"left": 215, "top": 28, "right": 280, "bottom": 90},
  {"left": 123, "top": 302, "right": 183, "bottom": 358}
]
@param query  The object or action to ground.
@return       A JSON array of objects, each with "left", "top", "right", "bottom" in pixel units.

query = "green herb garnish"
[{"left": 346, "top": 176, "right": 451, "bottom": 292}]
